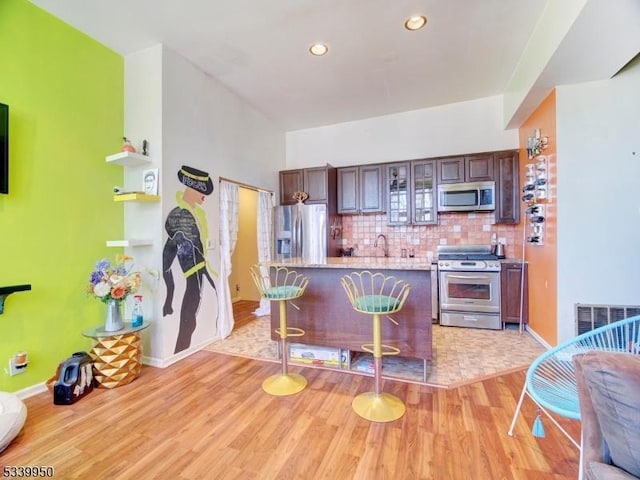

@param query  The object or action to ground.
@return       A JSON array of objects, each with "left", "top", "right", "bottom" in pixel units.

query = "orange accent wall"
[{"left": 519, "top": 91, "right": 558, "bottom": 345}]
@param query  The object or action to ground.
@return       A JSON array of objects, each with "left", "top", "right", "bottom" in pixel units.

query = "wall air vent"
[{"left": 575, "top": 303, "right": 640, "bottom": 335}]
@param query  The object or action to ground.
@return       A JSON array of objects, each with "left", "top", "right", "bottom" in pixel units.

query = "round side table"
[{"left": 82, "top": 321, "right": 150, "bottom": 389}]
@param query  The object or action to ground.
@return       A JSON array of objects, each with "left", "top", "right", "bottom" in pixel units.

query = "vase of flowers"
[
  {"left": 87, "top": 255, "right": 141, "bottom": 332},
  {"left": 104, "top": 299, "right": 123, "bottom": 332}
]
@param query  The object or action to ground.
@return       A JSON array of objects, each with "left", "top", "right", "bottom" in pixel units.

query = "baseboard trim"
[
  {"left": 142, "top": 335, "right": 222, "bottom": 368},
  {"left": 525, "top": 325, "right": 551, "bottom": 350},
  {"left": 14, "top": 382, "right": 48, "bottom": 400}
]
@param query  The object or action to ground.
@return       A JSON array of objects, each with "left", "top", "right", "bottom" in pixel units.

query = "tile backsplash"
[{"left": 340, "top": 212, "right": 520, "bottom": 260}]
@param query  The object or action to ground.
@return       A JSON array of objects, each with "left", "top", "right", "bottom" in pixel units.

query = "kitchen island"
[{"left": 267, "top": 257, "right": 433, "bottom": 365}]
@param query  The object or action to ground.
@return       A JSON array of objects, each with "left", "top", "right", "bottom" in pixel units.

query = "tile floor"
[{"left": 204, "top": 313, "right": 546, "bottom": 388}]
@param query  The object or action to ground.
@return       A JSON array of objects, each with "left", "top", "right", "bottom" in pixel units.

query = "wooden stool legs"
[
  {"left": 351, "top": 313, "right": 406, "bottom": 423},
  {"left": 261, "top": 299, "right": 307, "bottom": 396}
]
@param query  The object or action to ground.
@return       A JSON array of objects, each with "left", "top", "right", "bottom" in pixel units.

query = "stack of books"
[
  {"left": 289, "top": 344, "right": 346, "bottom": 367},
  {"left": 351, "top": 353, "right": 376, "bottom": 374}
]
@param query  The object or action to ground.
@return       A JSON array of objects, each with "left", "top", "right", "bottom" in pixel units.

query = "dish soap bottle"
[{"left": 131, "top": 295, "right": 144, "bottom": 328}]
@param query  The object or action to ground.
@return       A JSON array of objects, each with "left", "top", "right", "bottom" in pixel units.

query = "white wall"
[
  {"left": 556, "top": 56, "right": 640, "bottom": 342},
  {"left": 162, "top": 51, "right": 284, "bottom": 193},
  {"left": 123, "top": 45, "right": 165, "bottom": 364},
  {"left": 126, "top": 45, "right": 285, "bottom": 365},
  {"left": 502, "top": 0, "right": 587, "bottom": 128},
  {"left": 286, "top": 95, "right": 518, "bottom": 168}
]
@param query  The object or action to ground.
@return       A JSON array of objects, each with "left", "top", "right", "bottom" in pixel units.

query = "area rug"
[{"left": 203, "top": 315, "right": 545, "bottom": 388}]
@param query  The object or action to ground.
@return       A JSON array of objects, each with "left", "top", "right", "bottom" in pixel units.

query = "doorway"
[{"left": 229, "top": 187, "right": 261, "bottom": 328}]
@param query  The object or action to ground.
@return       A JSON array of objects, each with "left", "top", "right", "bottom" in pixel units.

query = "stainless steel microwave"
[{"left": 437, "top": 181, "right": 495, "bottom": 212}]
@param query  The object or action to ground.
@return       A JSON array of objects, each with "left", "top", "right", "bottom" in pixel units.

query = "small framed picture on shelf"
[{"left": 142, "top": 168, "right": 159, "bottom": 195}]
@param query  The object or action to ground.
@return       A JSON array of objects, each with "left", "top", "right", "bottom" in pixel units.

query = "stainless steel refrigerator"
[{"left": 274, "top": 203, "right": 339, "bottom": 263}]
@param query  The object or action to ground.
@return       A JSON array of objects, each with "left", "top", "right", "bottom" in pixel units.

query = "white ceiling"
[{"left": 27, "top": 0, "right": 640, "bottom": 131}]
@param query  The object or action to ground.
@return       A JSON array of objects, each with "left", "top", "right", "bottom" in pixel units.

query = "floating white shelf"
[
  {"left": 106, "top": 239, "right": 153, "bottom": 248},
  {"left": 106, "top": 151, "right": 151, "bottom": 167}
]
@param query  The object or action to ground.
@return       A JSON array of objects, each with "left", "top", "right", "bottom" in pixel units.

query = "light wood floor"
[{"left": 1, "top": 302, "right": 581, "bottom": 479}]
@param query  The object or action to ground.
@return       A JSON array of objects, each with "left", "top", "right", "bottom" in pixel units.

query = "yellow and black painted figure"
[{"left": 163, "top": 165, "right": 218, "bottom": 354}]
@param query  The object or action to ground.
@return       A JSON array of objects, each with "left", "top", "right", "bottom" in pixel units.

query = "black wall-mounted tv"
[{"left": 0, "top": 103, "right": 7, "bottom": 194}]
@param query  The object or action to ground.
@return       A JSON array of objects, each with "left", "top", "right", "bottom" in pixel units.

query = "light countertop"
[{"left": 268, "top": 256, "right": 434, "bottom": 271}]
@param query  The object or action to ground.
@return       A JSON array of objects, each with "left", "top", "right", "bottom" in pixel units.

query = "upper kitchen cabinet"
[
  {"left": 466, "top": 153, "right": 494, "bottom": 182},
  {"left": 279, "top": 165, "right": 335, "bottom": 205},
  {"left": 386, "top": 162, "right": 410, "bottom": 225},
  {"left": 494, "top": 150, "right": 520, "bottom": 224},
  {"left": 337, "top": 165, "right": 384, "bottom": 214},
  {"left": 279, "top": 169, "right": 303, "bottom": 205},
  {"left": 411, "top": 160, "right": 437, "bottom": 225},
  {"left": 385, "top": 160, "right": 437, "bottom": 225},
  {"left": 436, "top": 157, "right": 464, "bottom": 183},
  {"left": 437, "top": 154, "right": 494, "bottom": 184}
]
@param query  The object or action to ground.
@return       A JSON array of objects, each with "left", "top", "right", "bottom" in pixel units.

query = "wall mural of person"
[{"left": 162, "top": 165, "right": 218, "bottom": 353}]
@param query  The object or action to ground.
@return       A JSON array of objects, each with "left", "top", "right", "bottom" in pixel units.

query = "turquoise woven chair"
[
  {"left": 250, "top": 264, "right": 310, "bottom": 396},
  {"left": 508, "top": 314, "right": 640, "bottom": 450},
  {"left": 341, "top": 271, "right": 411, "bottom": 422}
]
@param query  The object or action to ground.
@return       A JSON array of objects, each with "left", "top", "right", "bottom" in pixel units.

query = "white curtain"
[
  {"left": 218, "top": 180, "right": 239, "bottom": 339},
  {"left": 253, "top": 191, "right": 274, "bottom": 316}
]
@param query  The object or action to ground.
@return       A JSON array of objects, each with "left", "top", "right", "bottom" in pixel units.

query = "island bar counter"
[{"left": 267, "top": 257, "right": 433, "bottom": 362}]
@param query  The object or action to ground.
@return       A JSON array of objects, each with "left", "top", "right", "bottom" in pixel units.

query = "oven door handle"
[{"left": 446, "top": 274, "right": 494, "bottom": 280}]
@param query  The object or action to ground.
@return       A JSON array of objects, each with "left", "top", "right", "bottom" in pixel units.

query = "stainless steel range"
[{"left": 437, "top": 245, "right": 502, "bottom": 330}]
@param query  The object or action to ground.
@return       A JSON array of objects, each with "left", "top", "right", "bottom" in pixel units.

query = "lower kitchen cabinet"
[{"left": 501, "top": 262, "right": 528, "bottom": 324}]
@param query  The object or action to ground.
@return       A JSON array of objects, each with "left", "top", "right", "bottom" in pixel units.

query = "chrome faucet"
[{"left": 374, "top": 234, "right": 389, "bottom": 257}]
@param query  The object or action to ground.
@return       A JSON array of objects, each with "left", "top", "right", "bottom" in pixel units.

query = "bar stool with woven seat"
[
  {"left": 341, "top": 270, "right": 411, "bottom": 422},
  {"left": 250, "top": 264, "right": 310, "bottom": 396}
]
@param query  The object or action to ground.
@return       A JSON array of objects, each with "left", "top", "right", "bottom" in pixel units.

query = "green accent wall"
[{"left": 0, "top": 0, "right": 124, "bottom": 392}]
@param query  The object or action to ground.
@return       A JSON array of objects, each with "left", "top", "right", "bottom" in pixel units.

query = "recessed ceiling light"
[
  {"left": 404, "top": 15, "right": 427, "bottom": 31},
  {"left": 309, "top": 43, "right": 328, "bottom": 56}
]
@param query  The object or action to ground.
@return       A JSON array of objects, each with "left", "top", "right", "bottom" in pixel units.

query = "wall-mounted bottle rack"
[{"left": 523, "top": 152, "right": 548, "bottom": 246}]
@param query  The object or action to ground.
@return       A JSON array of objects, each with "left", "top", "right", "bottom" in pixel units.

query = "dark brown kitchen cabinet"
[
  {"left": 494, "top": 150, "right": 520, "bottom": 224},
  {"left": 437, "top": 156, "right": 465, "bottom": 184},
  {"left": 383, "top": 159, "right": 437, "bottom": 225},
  {"left": 279, "top": 169, "right": 303, "bottom": 205},
  {"left": 501, "top": 262, "right": 528, "bottom": 324},
  {"left": 337, "top": 165, "right": 384, "bottom": 214},
  {"left": 437, "top": 154, "right": 494, "bottom": 184},
  {"left": 466, "top": 153, "right": 494, "bottom": 181},
  {"left": 386, "top": 162, "right": 410, "bottom": 225},
  {"left": 279, "top": 166, "right": 334, "bottom": 205},
  {"left": 411, "top": 160, "right": 437, "bottom": 225},
  {"left": 337, "top": 167, "right": 358, "bottom": 213}
]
